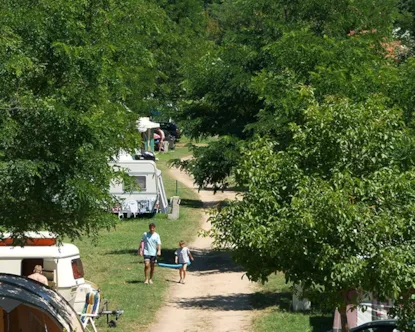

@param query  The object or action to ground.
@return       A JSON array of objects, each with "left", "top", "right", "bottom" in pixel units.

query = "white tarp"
[{"left": 137, "top": 117, "right": 160, "bottom": 133}]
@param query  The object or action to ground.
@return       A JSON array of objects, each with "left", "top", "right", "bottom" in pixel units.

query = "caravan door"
[{"left": 156, "top": 170, "right": 169, "bottom": 213}]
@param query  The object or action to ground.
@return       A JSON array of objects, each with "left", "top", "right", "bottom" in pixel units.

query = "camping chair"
[{"left": 78, "top": 290, "right": 100, "bottom": 332}]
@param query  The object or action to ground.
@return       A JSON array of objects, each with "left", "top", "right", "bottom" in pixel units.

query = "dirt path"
[{"left": 148, "top": 166, "right": 256, "bottom": 332}]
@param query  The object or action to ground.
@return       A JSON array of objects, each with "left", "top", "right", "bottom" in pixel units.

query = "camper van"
[
  {"left": 110, "top": 154, "right": 169, "bottom": 217},
  {"left": 0, "top": 232, "right": 95, "bottom": 313}
]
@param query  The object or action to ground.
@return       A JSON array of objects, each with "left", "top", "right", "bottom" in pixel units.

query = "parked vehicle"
[
  {"left": 159, "top": 121, "right": 181, "bottom": 141},
  {"left": 349, "top": 319, "right": 413, "bottom": 331},
  {"left": 135, "top": 150, "right": 156, "bottom": 161},
  {"left": 109, "top": 154, "right": 169, "bottom": 217},
  {"left": 332, "top": 291, "right": 394, "bottom": 331},
  {"left": 0, "top": 232, "right": 95, "bottom": 313}
]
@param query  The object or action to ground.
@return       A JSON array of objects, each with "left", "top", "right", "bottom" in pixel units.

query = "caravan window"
[
  {"left": 123, "top": 176, "right": 146, "bottom": 192},
  {"left": 71, "top": 259, "right": 84, "bottom": 279},
  {"left": 21, "top": 259, "right": 43, "bottom": 277}
]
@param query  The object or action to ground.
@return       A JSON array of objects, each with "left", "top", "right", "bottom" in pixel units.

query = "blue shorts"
[{"left": 144, "top": 255, "right": 157, "bottom": 263}]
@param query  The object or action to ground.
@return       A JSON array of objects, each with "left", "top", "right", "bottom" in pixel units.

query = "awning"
[{"left": 137, "top": 117, "right": 160, "bottom": 133}]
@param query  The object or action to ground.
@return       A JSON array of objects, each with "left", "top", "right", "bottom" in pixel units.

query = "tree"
[
  {"left": 169, "top": 136, "right": 241, "bottom": 192},
  {"left": 209, "top": 91, "right": 415, "bottom": 331},
  {"left": 0, "top": 0, "right": 174, "bottom": 239},
  {"left": 176, "top": 0, "right": 404, "bottom": 189}
]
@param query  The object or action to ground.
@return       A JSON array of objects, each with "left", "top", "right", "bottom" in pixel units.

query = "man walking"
[{"left": 139, "top": 222, "right": 161, "bottom": 284}]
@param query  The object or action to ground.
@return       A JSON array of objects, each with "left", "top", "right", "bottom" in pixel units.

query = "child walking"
[{"left": 175, "top": 240, "right": 194, "bottom": 284}]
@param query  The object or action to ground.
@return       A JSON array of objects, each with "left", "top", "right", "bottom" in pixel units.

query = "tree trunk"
[{"left": 339, "top": 306, "right": 349, "bottom": 332}]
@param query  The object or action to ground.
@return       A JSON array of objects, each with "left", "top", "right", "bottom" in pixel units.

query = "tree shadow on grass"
[
  {"left": 250, "top": 290, "right": 332, "bottom": 331},
  {"left": 179, "top": 198, "right": 204, "bottom": 209},
  {"left": 309, "top": 315, "right": 333, "bottom": 332},
  {"left": 105, "top": 249, "right": 137, "bottom": 256},
  {"left": 250, "top": 291, "right": 292, "bottom": 310}
]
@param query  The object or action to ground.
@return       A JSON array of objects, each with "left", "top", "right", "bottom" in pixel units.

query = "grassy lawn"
[
  {"left": 71, "top": 146, "right": 202, "bottom": 331},
  {"left": 177, "top": 135, "right": 219, "bottom": 146},
  {"left": 69, "top": 144, "right": 332, "bottom": 331},
  {"left": 251, "top": 274, "right": 333, "bottom": 332}
]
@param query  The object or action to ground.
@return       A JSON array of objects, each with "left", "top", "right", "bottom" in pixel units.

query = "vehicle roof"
[
  {"left": 350, "top": 319, "right": 398, "bottom": 331},
  {"left": 0, "top": 243, "right": 80, "bottom": 259},
  {"left": 0, "top": 273, "right": 84, "bottom": 331}
]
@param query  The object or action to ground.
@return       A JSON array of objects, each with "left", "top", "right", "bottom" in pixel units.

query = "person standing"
[
  {"left": 28, "top": 265, "right": 48, "bottom": 286},
  {"left": 139, "top": 222, "right": 161, "bottom": 284},
  {"left": 175, "top": 240, "right": 194, "bottom": 284}
]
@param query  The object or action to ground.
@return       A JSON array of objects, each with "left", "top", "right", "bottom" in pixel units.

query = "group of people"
[
  {"left": 139, "top": 222, "right": 194, "bottom": 284},
  {"left": 26, "top": 222, "right": 192, "bottom": 288}
]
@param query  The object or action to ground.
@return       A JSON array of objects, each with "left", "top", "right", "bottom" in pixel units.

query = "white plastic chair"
[{"left": 77, "top": 290, "right": 100, "bottom": 332}]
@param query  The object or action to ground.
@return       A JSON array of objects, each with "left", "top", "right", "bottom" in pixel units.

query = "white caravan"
[
  {"left": 110, "top": 154, "right": 169, "bottom": 217},
  {"left": 0, "top": 232, "right": 95, "bottom": 313}
]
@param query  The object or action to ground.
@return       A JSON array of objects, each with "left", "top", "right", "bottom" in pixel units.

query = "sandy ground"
[{"left": 148, "top": 165, "right": 256, "bottom": 332}]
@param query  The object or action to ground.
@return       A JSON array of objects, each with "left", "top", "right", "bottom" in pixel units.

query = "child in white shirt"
[{"left": 175, "top": 240, "right": 194, "bottom": 284}]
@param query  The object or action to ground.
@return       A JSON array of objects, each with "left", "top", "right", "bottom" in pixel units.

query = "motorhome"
[
  {"left": 0, "top": 232, "right": 95, "bottom": 313},
  {"left": 110, "top": 153, "right": 169, "bottom": 218}
]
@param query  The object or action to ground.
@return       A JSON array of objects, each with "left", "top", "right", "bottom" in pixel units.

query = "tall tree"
[
  {"left": 209, "top": 93, "right": 415, "bottom": 331},
  {"left": 0, "top": 0, "right": 170, "bottom": 239},
  {"left": 176, "top": 0, "right": 403, "bottom": 189},
  {"left": 171, "top": 0, "right": 415, "bottom": 330}
]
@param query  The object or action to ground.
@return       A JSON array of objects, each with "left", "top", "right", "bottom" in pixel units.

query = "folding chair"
[{"left": 78, "top": 290, "right": 100, "bottom": 332}]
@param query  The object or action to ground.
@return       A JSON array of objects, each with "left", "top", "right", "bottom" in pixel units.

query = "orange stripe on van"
[{"left": 0, "top": 238, "right": 57, "bottom": 246}]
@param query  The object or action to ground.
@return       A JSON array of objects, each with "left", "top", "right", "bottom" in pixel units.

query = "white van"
[
  {"left": 110, "top": 155, "right": 169, "bottom": 217},
  {"left": 0, "top": 232, "right": 95, "bottom": 313}
]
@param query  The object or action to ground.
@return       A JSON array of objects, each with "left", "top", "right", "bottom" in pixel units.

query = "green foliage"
[
  {"left": 0, "top": 0, "right": 196, "bottom": 239},
  {"left": 144, "top": 0, "right": 209, "bottom": 120},
  {"left": 169, "top": 136, "right": 240, "bottom": 192},
  {"left": 176, "top": 0, "right": 408, "bottom": 192},
  {"left": 209, "top": 94, "right": 415, "bottom": 313},
  {"left": 71, "top": 146, "right": 203, "bottom": 331},
  {"left": 389, "top": 295, "right": 415, "bottom": 331}
]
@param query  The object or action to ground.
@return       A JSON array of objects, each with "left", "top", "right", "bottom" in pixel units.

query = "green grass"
[
  {"left": 251, "top": 274, "right": 333, "bottom": 332},
  {"left": 70, "top": 146, "right": 332, "bottom": 331},
  {"left": 71, "top": 145, "right": 202, "bottom": 331},
  {"left": 177, "top": 135, "right": 219, "bottom": 146}
]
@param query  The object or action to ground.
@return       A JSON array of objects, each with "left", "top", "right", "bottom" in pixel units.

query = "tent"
[
  {"left": 137, "top": 117, "right": 160, "bottom": 152},
  {"left": 0, "top": 273, "right": 84, "bottom": 332}
]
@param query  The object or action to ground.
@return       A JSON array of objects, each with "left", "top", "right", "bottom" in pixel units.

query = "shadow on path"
[
  {"left": 157, "top": 248, "right": 244, "bottom": 274},
  {"left": 172, "top": 293, "right": 254, "bottom": 311},
  {"left": 171, "top": 291, "right": 291, "bottom": 312}
]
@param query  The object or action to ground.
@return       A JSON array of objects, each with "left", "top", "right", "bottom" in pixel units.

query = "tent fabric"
[
  {"left": 137, "top": 117, "right": 160, "bottom": 133},
  {"left": 0, "top": 273, "right": 84, "bottom": 331}
]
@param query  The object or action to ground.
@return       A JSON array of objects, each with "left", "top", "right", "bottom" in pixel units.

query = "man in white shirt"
[{"left": 139, "top": 222, "right": 161, "bottom": 284}]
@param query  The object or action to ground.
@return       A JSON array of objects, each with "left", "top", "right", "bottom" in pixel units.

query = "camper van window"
[
  {"left": 71, "top": 259, "right": 84, "bottom": 279},
  {"left": 124, "top": 176, "right": 146, "bottom": 192},
  {"left": 22, "top": 259, "right": 43, "bottom": 277}
]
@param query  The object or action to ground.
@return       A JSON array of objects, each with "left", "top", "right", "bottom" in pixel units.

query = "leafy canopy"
[
  {"left": 0, "top": 0, "right": 190, "bottom": 239},
  {"left": 210, "top": 91, "right": 415, "bottom": 312}
]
